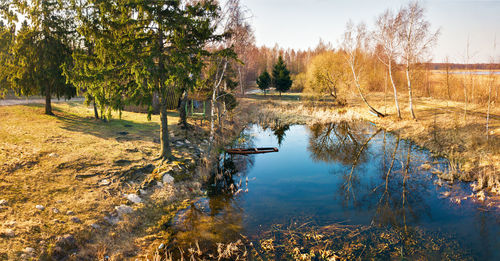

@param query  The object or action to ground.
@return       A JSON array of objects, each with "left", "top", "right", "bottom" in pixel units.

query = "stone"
[
  {"left": 0, "top": 199, "right": 7, "bottom": 206},
  {"left": 35, "top": 205, "right": 45, "bottom": 211},
  {"left": 139, "top": 189, "right": 147, "bottom": 195},
  {"left": 115, "top": 205, "right": 133, "bottom": 216},
  {"left": 125, "top": 194, "right": 142, "bottom": 204},
  {"left": 99, "top": 179, "right": 111, "bottom": 186},
  {"left": 48, "top": 153, "right": 59, "bottom": 158},
  {"left": 90, "top": 223, "right": 100, "bottom": 230},
  {"left": 56, "top": 234, "right": 76, "bottom": 249},
  {"left": 70, "top": 217, "right": 81, "bottom": 223},
  {"left": 66, "top": 211, "right": 75, "bottom": 215},
  {"left": 185, "top": 139, "right": 191, "bottom": 144},
  {"left": 0, "top": 229, "right": 15, "bottom": 237},
  {"left": 104, "top": 216, "right": 119, "bottom": 225},
  {"left": 162, "top": 173, "right": 175, "bottom": 184},
  {"left": 23, "top": 247, "right": 35, "bottom": 254},
  {"left": 52, "top": 208, "right": 60, "bottom": 214}
]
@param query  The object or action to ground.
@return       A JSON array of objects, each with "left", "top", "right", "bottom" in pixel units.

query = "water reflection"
[
  {"left": 262, "top": 119, "right": 290, "bottom": 147},
  {"left": 168, "top": 121, "right": 498, "bottom": 260}
]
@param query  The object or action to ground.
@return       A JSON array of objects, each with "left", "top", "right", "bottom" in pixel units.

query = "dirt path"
[{"left": 0, "top": 97, "right": 84, "bottom": 106}]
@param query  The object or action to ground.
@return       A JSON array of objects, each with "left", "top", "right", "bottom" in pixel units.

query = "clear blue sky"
[{"left": 240, "top": 0, "right": 500, "bottom": 63}]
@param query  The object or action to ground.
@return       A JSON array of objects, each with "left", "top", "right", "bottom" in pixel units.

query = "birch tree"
[
  {"left": 341, "top": 21, "right": 385, "bottom": 118},
  {"left": 398, "top": 1, "right": 439, "bottom": 120},
  {"left": 374, "top": 9, "right": 402, "bottom": 119}
]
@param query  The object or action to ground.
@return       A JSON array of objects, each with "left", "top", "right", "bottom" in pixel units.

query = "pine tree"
[
  {"left": 256, "top": 70, "right": 271, "bottom": 95},
  {"left": 272, "top": 56, "right": 292, "bottom": 96},
  {"left": 8, "top": 1, "right": 76, "bottom": 115}
]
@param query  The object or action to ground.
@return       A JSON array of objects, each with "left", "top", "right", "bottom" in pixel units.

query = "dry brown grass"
[{"left": 0, "top": 102, "right": 213, "bottom": 259}]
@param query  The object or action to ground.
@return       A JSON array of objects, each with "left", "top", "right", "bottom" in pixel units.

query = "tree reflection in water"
[
  {"left": 307, "top": 121, "right": 434, "bottom": 252},
  {"left": 171, "top": 130, "right": 258, "bottom": 256}
]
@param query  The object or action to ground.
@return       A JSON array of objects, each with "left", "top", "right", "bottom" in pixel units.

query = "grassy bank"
[
  {"left": 0, "top": 99, "right": 255, "bottom": 260},
  {"left": 0, "top": 102, "right": 198, "bottom": 259},
  {"left": 243, "top": 91, "right": 500, "bottom": 201}
]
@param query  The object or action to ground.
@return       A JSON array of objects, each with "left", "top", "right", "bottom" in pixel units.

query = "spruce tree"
[
  {"left": 8, "top": 0, "right": 76, "bottom": 115},
  {"left": 256, "top": 70, "right": 271, "bottom": 95},
  {"left": 69, "top": 0, "right": 224, "bottom": 161},
  {"left": 0, "top": 21, "right": 13, "bottom": 97},
  {"left": 272, "top": 55, "right": 292, "bottom": 96}
]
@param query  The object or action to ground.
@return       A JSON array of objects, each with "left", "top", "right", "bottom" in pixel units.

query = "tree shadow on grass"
[{"left": 25, "top": 103, "right": 179, "bottom": 143}]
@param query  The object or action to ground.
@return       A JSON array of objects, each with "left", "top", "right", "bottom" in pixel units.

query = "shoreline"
[{"left": 241, "top": 93, "right": 500, "bottom": 203}]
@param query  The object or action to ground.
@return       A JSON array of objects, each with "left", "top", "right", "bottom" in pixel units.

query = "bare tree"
[
  {"left": 486, "top": 36, "right": 496, "bottom": 140},
  {"left": 398, "top": 1, "right": 439, "bottom": 120},
  {"left": 374, "top": 9, "right": 403, "bottom": 119},
  {"left": 444, "top": 56, "right": 452, "bottom": 101},
  {"left": 341, "top": 21, "right": 386, "bottom": 118},
  {"left": 224, "top": 0, "right": 254, "bottom": 95}
]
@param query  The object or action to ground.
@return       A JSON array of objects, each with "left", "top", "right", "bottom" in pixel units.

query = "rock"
[
  {"left": 162, "top": 173, "right": 174, "bottom": 184},
  {"left": 104, "top": 216, "right": 119, "bottom": 225},
  {"left": 66, "top": 211, "right": 75, "bottom": 215},
  {"left": 99, "top": 179, "right": 111, "bottom": 186},
  {"left": 0, "top": 199, "right": 7, "bottom": 206},
  {"left": 115, "top": 205, "right": 133, "bottom": 216},
  {"left": 0, "top": 229, "right": 15, "bottom": 237},
  {"left": 139, "top": 189, "right": 147, "bottom": 195},
  {"left": 23, "top": 247, "right": 35, "bottom": 254},
  {"left": 56, "top": 234, "right": 76, "bottom": 250},
  {"left": 70, "top": 217, "right": 81, "bottom": 223},
  {"left": 35, "top": 205, "right": 45, "bottom": 211},
  {"left": 185, "top": 139, "right": 190, "bottom": 144},
  {"left": 125, "top": 194, "right": 142, "bottom": 204},
  {"left": 90, "top": 223, "right": 100, "bottom": 230},
  {"left": 48, "top": 153, "right": 59, "bottom": 158},
  {"left": 52, "top": 208, "right": 60, "bottom": 214}
]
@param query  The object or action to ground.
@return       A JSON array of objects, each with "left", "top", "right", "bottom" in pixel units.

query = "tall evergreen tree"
[
  {"left": 8, "top": 0, "right": 76, "bottom": 115},
  {"left": 256, "top": 70, "right": 271, "bottom": 95},
  {"left": 0, "top": 20, "right": 13, "bottom": 97},
  {"left": 272, "top": 55, "right": 292, "bottom": 96},
  {"left": 70, "top": 0, "right": 224, "bottom": 161}
]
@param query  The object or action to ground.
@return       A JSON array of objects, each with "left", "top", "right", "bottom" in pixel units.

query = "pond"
[{"left": 171, "top": 121, "right": 499, "bottom": 260}]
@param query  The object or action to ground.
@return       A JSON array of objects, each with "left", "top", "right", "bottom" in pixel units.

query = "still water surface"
[{"left": 174, "top": 122, "right": 499, "bottom": 260}]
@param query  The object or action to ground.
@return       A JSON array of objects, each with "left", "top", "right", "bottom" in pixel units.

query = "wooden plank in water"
[{"left": 226, "top": 147, "right": 279, "bottom": 155}]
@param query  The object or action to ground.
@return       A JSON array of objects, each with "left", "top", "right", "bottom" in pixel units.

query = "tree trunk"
[
  {"left": 93, "top": 100, "right": 99, "bottom": 120},
  {"left": 486, "top": 75, "right": 493, "bottom": 140},
  {"left": 463, "top": 80, "right": 468, "bottom": 122},
  {"left": 350, "top": 64, "right": 385, "bottom": 118},
  {"left": 405, "top": 63, "right": 416, "bottom": 120},
  {"left": 178, "top": 89, "right": 189, "bottom": 129},
  {"left": 238, "top": 67, "right": 244, "bottom": 96},
  {"left": 388, "top": 62, "right": 401, "bottom": 119},
  {"left": 207, "top": 86, "right": 217, "bottom": 156},
  {"left": 159, "top": 101, "right": 171, "bottom": 160},
  {"left": 45, "top": 85, "right": 53, "bottom": 115}
]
